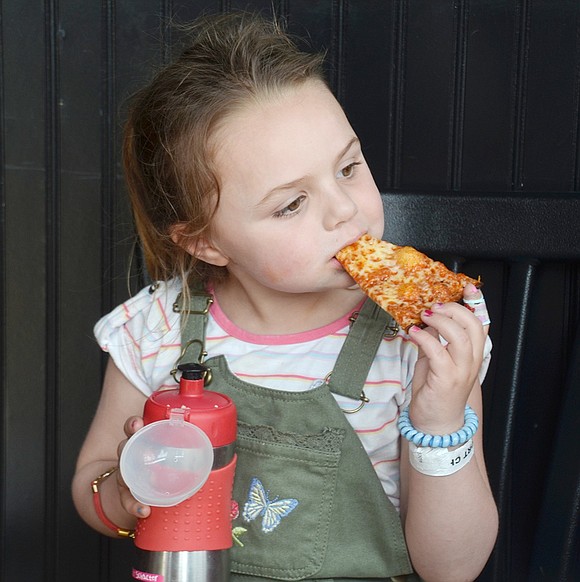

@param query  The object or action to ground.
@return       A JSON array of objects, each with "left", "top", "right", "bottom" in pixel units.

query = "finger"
[
  {"left": 117, "top": 438, "right": 128, "bottom": 460},
  {"left": 119, "top": 416, "right": 144, "bottom": 459},
  {"left": 410, "top": 322, "right": 439, "bottom": 360},
  {"left": 438, "top": 299, "right": 486, "bottom": 342},
  {"left": 408, "top": 325, "right": 472, "bottom": 424},
  {"left": 117, "top": 476, "right": 151, "bottom": 519},
  {"left": 432, "top": 300, "right": 486, "bottom": 337},
  {"left": 124, "top": 416, "right": 144, "bottom": 438},
  {"left": 422, "top": 305, "right": 484, "bottom": 369},
  {"left": 111, "top": 416, "right": 151, "bottom": 519},
  {"left": 408, "top": 321, "right": 454, "bottom": 373},
  {"left": 462, "top": 283, "right": 491, "bottom": 330},
  {"left": 115, "top": 461, "right": 151, "bottom": 518}
]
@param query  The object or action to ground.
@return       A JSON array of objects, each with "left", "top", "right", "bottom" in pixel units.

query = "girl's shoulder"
[
  {"left": 94, "top": 279, "right": 182, "bottom": 346},
  {"left": 94, "top": 279, "right": 183, "bottom": 395}
]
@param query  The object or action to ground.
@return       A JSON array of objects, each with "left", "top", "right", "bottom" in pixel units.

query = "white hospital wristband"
[{"left": 409, "top": 439, "right": 474, "bottom": 477}]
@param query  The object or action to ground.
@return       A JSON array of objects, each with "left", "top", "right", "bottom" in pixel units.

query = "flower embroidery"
[
  {"left": 230, "top": 500, "right": 240, "bottom": 520},
  {"left": 230, "top": 500, "right": 247, "bottom": 546}
]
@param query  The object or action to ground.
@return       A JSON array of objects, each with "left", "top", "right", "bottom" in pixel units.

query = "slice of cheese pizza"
[{"left": 336, "top": 234, "right": 480, "bottom": 331}]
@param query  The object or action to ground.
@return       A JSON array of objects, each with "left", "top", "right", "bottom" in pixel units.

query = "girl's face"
[{"left": 197, "top": 81, "right": 385, "bottom": 297}]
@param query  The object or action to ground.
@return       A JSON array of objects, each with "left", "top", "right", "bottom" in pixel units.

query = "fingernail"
[
  {"left": 137, "top": 506, "right": 145, "bottom": 516},
  {"left": 409, "top": 325, "right": 421, "bottom": 333},
  {"left": 424, "top": 309, "right": 434, "bottom": 317},
  {"left": 433, "top": 302, "right": 444, "bottom": 309},
  {"left": 466, "top": 283, "right": 478, "bottom": 294}
]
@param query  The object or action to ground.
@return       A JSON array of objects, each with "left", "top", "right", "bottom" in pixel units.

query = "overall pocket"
[{"left": 230, "top": 423, "right": 345, "bottom": 581}]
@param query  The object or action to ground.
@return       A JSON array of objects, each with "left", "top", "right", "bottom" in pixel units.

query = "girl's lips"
[{"left": 336, "top": 232, "right": 366, "bottom": 256}]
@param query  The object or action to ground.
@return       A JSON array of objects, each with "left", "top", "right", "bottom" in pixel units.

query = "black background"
[{"left": 1, "top": 2, "right": 579, "bottom": 581}]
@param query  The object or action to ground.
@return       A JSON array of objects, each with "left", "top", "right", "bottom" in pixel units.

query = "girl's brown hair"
[{"left": 122, "top": 12, "right": 326, "bottom": 289}]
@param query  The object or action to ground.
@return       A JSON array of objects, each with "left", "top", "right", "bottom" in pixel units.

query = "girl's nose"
[{"left": 323, "top": 185, "right": 358, "bottom": 230}]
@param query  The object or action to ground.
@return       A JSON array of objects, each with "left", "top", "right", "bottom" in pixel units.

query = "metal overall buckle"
[
  {"left": 349, "top": 310, "right": 399, "bottom": 338},
  {"left": 170, "top": 291, "right": 214, "bottom": 385},
  {"left": 324, "top": 371, "right": 370, "bottom": 414},
  {"left": 172, "top": 291, "right": 213, "bottom": 315}
]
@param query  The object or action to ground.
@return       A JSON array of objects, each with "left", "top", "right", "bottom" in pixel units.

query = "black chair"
[
  {"left": 529, "top": 324, "right": 580, "bottom": 581},
  {"left": 381, "top": 191, "right": 580, "bottom": 581}
]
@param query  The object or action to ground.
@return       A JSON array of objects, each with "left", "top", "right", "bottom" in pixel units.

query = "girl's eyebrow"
[
  {"left": 259, "top": 136, "right": 361, "bottom": 203},
  {"left": 336, "top": 136, "right": 361, "bottom": 162}
]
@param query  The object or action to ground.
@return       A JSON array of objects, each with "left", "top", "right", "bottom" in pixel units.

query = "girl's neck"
[{"left": 211, "top": 278, "right": 365, "bottom": 336}]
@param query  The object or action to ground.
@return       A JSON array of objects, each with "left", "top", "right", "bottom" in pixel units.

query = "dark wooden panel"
[
  {"left": 2, "top": 1, "right": 48, "bottom": 580},
  {"left": 462, "top": 2, "right": 517, "bottom": 190},
  {"left": 522, "top": 0, "right": 580, "bottom": 191},
  {"left": 109, "top": 0, "right": 167, "bottom": 308},
  {"left": 340, "top": 1, "right": 398, "bottom": 190},
  {"left": 56, "top": 2, "right": 110, "bottom": 580},
  {"left": 283, "top": 0, "right": 336, "bottom": 83},
  {"left": 400, "top": 1, "right": 455, "bottom": 188},
  {"left": 0, "top": 6, "right": 5, "bottom": 576}
]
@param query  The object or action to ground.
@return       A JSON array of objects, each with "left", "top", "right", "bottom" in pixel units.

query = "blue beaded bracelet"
[{"left": 398, "top": 405, "right": 479, "bottom": 448}]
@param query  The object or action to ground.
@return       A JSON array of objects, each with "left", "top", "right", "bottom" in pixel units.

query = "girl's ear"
[
  {"left": 170, "top": 223, "right": 229, "bottom": 267},
  {"left": 191, "top": 237, "right": 229, "bottom": 267}
]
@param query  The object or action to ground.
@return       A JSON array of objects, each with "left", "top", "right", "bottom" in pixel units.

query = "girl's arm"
[
  {"left": 72, "top": 358, "right": 149, "bottom": 536},
  {"left": 399, "top": 290, "right": 499, "bottom": 582}
]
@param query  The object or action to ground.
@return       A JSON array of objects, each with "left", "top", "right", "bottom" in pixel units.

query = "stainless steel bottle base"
[{"left": 134, "top": 549, "right": 230, "bottom": 582}]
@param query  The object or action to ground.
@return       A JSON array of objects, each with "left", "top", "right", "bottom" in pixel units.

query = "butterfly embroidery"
[{"left": 242, "top": 477, "right": 299, "bottom": 533}]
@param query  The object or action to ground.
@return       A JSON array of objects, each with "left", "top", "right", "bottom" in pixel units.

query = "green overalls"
[{"left": 177, "top": 290, "right": 420, "bottom": 582}]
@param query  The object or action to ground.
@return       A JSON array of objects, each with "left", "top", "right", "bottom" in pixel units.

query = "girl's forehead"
[{"left": 212, "top": 81, "right": 352, "bottom": 155}]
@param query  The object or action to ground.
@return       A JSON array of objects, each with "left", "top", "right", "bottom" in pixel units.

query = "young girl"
[{"left": 72, "top": 12, "right": 498, "bottom": 582}]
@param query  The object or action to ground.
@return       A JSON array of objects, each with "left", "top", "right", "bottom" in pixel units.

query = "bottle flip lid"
[{"left": 120, "top": 410, "right": 214, "bottom": 507}]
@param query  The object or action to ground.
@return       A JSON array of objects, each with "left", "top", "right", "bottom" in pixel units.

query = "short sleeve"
[
  {"left": 399, "top": 331, "right": 418, "bottom": 410},
  {"left": 479, "top": 334, "right": 493, "bottom": 385},
  {"left": 94, "top": 279, "right": 182, "bottom": 396}
]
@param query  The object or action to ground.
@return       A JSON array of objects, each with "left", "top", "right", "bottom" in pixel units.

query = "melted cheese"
[{"left": 336, "top": 234, "right": 479, "bottom": 330}]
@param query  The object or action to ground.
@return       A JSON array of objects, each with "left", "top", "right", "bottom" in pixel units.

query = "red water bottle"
[{"left": 127, "top": 363, "right": 237, "bottom": 582}]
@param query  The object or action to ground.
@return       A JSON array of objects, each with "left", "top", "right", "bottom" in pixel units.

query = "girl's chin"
[{"left": 331, "top": 257, "right": 360, "bottom": 291}]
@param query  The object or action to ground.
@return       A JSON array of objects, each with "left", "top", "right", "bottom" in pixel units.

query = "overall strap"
[
  {"left": 327, "top": 298, "right": 398, "bottom": 400},
  {"left": 174, "top": 288, "right": 213, "bottom": 367}
]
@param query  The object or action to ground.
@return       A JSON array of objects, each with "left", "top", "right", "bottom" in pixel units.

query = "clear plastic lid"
[{"left": 120, "top": 412, "right": 214, "bottom": 507}]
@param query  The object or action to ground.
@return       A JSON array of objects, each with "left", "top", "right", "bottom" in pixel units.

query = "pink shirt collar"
[{"left": 209, "top": 293, "right": 363, "bottom": 345}]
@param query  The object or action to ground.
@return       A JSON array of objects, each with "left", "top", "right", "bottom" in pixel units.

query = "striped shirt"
[{"left": 94, "top": 278, "right": 491, "bottom": 508}]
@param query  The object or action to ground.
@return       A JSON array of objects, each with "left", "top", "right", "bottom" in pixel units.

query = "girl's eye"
[
  {"left": 338, "top": 162, "right": 362, "bottom": 179},
  {"left": 274, "top": 194, "right": 306, "bottom": 218}
]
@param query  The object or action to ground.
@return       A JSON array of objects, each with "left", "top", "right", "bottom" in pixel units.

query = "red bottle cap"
[{"left": 143, "top": 363, "right": 236, "bottom": 447}]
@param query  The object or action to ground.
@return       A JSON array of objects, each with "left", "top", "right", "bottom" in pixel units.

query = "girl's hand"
[
  {"left": 116, "top": 416, "right": 151, "bottom": 519},
  {"left": 408, "top": 284, "right": 489, "bottom": 435}
]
